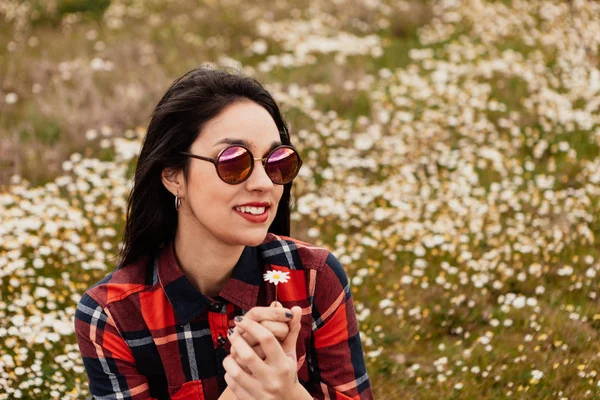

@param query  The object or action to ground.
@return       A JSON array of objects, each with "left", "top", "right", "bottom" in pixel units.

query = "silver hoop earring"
[{"left": 175, "top": 192, "right": 181, "bottom": 210}]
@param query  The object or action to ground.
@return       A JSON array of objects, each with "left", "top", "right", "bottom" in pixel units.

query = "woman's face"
[{"left": 176, "top": 101, "right": 284, "bottom": 247}]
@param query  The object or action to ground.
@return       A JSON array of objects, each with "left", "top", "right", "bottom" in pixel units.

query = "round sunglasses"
[{"left": 180, "top": 144, "right": 302, "bottom": 185}]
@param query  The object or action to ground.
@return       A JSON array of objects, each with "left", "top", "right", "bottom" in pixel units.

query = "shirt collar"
[{"left": 157, "top": 242, "right": 263, "bottom": 325}]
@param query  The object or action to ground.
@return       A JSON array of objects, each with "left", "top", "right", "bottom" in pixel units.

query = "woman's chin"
[
  {"left": 244, "top": 233, "right": 269, "bottom": 247},
  {"left": 228, "top": 230, "right": 269, "bottom": 247}
]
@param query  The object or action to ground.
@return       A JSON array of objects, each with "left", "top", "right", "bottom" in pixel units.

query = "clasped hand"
[{"left": 223, "top": 302, "right": 302, "bottom": 400}]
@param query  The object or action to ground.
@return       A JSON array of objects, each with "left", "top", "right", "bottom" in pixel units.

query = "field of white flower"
[{"left": 1, "top": 0, "right": 600, "bottom": 398}]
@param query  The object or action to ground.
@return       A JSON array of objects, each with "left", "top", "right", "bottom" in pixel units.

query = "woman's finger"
[
  {"left": 252, "top": 343, "right": 266, "bottom": 360},
  {"left": 234, "top": 330, "right": 269, "bottom": 359},
  {"left": 281, "top": 306, "right": 303, "bottom": 356},
  {"left": 243, "top": 306, "right": 294, "bottom": 324},
  {"left": 228, "top": 324, "right": 270, "bottom": 375},
  {"left": 233, "top": 316, "right": 287, "bottom": 365},
  {"left": 238, "top": 320, "right": 289, "bottom": 345},
  {"left": 239, "top": 329, "right": 259, "bottom": 348},
  {"left": 228, "top": 336, "right": 254, "bottom": 373},
  {"left": 222, "top": 356, "right": 258, "bottom": 399},
  {"left": 260, "top": 320, "right": 289, "bottom": 341},
  {"left": 237, "top": 306, "right": 292, "bottom": 347}
]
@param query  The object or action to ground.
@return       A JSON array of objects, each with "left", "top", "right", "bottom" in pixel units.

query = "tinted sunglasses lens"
[
  {"left": 217, "top": 146, "right": 252, "bottom": 184},
  {"left": 266, "top": 147, "right": 301, "bottom": 184}
]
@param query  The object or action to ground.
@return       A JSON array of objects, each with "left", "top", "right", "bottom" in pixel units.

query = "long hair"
[{"left": 118, "top": 67, "right": 293, "bottom": 268}]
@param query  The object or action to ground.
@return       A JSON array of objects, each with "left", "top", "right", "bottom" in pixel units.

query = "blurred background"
[{"left": 1, "top": 0, "right": 600, "bottom": 398}]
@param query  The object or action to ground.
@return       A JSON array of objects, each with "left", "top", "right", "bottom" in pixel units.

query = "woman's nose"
[{"left": 245, "top": 159, "right": 274, "bottom": 191}]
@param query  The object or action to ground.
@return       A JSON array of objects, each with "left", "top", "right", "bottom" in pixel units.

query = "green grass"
[{"left": 2, "top": 0, "right": 600, "bottom": 398}]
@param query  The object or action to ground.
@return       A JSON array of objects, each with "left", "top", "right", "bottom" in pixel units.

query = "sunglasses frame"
[{"left": 180, "top": 144, "right": 302, "bottom": 185}]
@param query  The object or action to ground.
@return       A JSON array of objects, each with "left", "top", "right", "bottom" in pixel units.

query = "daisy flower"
[
  {"left": 263, "top": 270, "right": 290, "bottom": 285},
  {"left": 263, "top": 270, "right": 291, "bottom": 302}
]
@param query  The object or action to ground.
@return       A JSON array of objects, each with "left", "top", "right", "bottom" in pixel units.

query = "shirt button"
[
  {"left": 217, "top": 335, "right": 227, "bottom": 346},
  {"left": 210, "top": 302, "right": 222, "bottom": 312}
]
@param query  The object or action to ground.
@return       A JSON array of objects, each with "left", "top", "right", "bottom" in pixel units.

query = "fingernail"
[
  {"left": 228, "top": 328, "right": 234, "bottom": 336},
  {"left": 285, "top": 311, "right": 293, "bottom": 319},
  {"left": 234, "top": 316, "right": 243, "bottom": 322}
]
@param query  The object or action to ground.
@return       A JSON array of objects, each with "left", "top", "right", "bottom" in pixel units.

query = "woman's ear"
[{"left": 161, "top": 168, "right": 185, "bottom": 197}]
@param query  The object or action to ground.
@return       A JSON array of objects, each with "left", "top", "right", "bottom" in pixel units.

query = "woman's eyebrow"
[
  {"left": 213, "top": 138, "right": 283, "bottom": 151},
  {"left": 213, "top": 138, "right": 250, "bottom": 147}
]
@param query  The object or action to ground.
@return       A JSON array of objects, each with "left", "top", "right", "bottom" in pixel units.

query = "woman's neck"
[{"left": 173, "top": 221, "right": 245, "bottom": 298}]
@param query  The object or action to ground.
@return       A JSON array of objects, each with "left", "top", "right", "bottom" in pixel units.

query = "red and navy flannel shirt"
[{"left": 75, "top": 233, "right": 374, "bottom": 399}]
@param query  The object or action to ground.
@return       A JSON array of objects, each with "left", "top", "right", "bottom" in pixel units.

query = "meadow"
[{"left": 1, "top": 0, "right": 600, "bottom": 398}]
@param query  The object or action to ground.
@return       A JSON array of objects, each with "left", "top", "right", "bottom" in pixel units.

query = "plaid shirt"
[{"left": 75, "top": 233, "right": 374, "bottom": 399}]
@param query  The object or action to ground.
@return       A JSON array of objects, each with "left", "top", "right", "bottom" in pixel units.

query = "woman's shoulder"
[
  {"left": 79, "top": 254, "right": 154, "bottom": 308},
  {"left": 260, "top": 233, "right": 344, "bottom": 274}
]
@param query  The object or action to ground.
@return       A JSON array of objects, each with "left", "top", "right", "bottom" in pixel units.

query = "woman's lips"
[{"left": 233, "top": 206, "right": 269, "bottom": 223}]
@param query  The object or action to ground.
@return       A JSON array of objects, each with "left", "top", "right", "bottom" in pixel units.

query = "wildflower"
[
  {"left": 4, "top": 92, "right": 18, "bottom": 104},
  {"left": 263, "top": 270, "right": 290, "bottom": 286},
  {"left": 263, "top": 270, "right": 291, "bottom": 302},
  {"left": 531, "top": 369, "right": 544, "bottom": 382}
]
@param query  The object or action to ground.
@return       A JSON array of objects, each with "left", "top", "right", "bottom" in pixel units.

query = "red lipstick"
[{"left": 234, "top": 202, "right": 270, "bottom": 223}]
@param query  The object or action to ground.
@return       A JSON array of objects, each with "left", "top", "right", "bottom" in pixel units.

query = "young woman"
[{"left": 75, "top": 67, "right": 373, "bottom": 400}]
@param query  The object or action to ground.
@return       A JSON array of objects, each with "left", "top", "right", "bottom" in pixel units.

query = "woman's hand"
[
  {"left": 223, "top": 306, "right": 303, "bottom": 400},
  {"left": 238, "top": 302, "right": 292, "bottom": 359}
]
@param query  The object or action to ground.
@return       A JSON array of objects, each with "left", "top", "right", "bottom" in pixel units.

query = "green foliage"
[
  {"left": 57, "top": 0, "right": 111, "bottom": 18},
  {"left": 28, "top": 0, "right": 111, "bottom": 24},
  {"left": 19, "top": 114, "right": 63, "bottom": 146}
]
